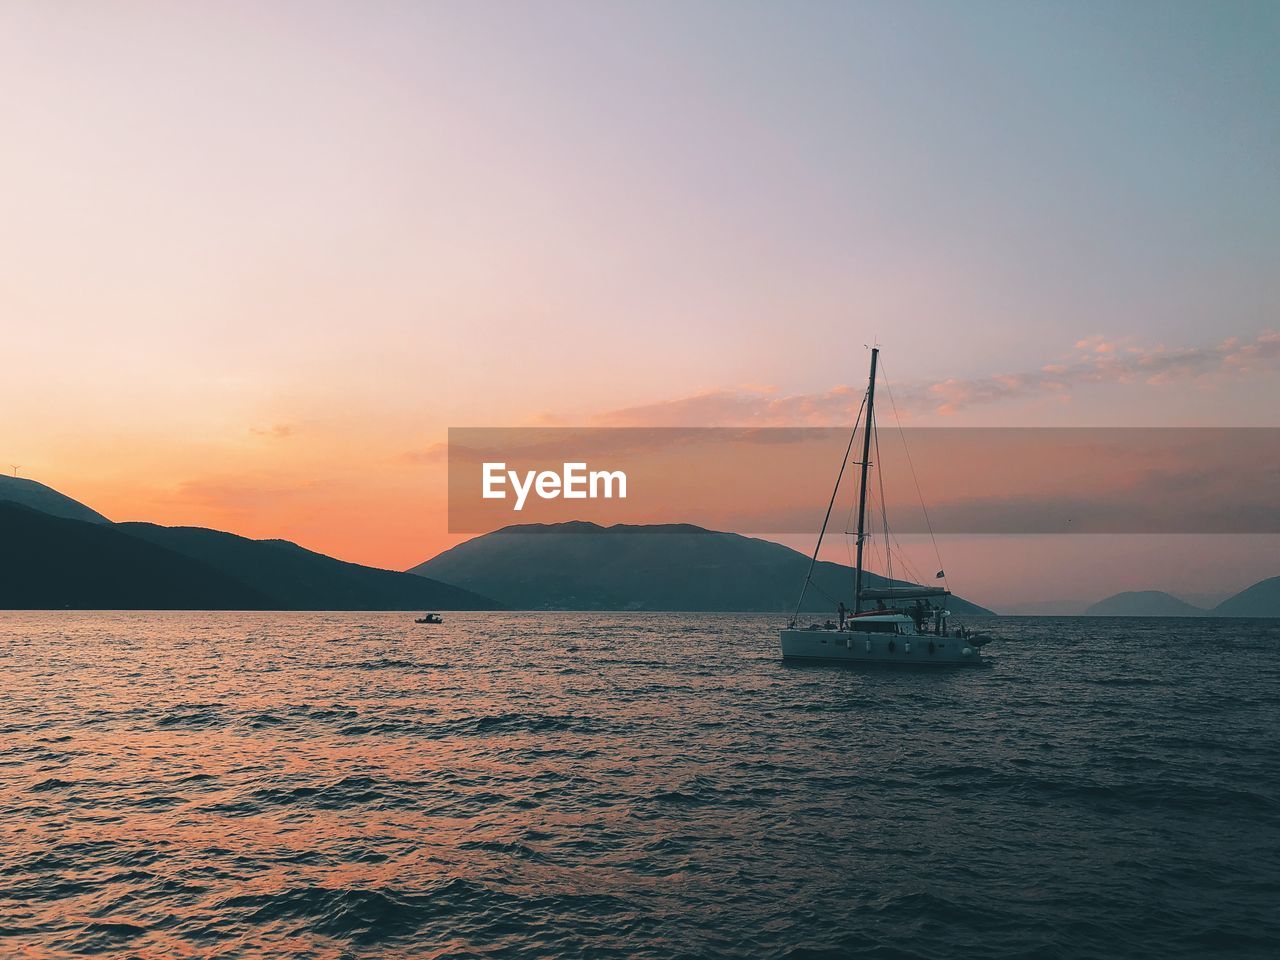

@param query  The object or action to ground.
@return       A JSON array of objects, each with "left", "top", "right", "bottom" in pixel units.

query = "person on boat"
[
  {"left": 838, "top": 602, "right": 846, "bottom": 630},
  {"left": 911, "top": 600, "right": 926, "bottom": 631}
]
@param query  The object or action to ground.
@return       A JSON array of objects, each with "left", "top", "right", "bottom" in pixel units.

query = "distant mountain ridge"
[
  {"left": 1213, "top": 576, "right": 1280, "bottom": 618},
  {"left": 0, "top": 481, "right": 499, "bottom": 611},
  {"left": 0, "top": 475, "right": 109, "bottom": 524},
  {"left": 118, "top": 521, "right": 498, "bottom": 610},
  {"left": 7, "top": 475, "right": 1276, "bottom": 617},
  {"left": 411, "top": 521, "right": 996, "bottom": 615},
  {"left": 0, "top": 502, "right": 270, "bottom": 610},
  {"left": 1085, "top": 591, "right": 1206, "bottom": 617},
  {"left": 1087, "top": 580, "right": 1280, "bottom": 618}
]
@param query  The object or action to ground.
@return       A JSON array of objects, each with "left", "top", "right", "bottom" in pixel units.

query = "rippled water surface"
[{"left": 2, "top": 612, "right": 1278, "bottom": 959}]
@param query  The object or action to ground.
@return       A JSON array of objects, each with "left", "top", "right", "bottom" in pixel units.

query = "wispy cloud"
[
  {"left": 249, "top": 423, "right": 295, "bottom": 440},
  {"left": 595, "top": 331, "right": 1280, "bottom": 426},
  {"left": 594, "top": 386, "right": 861, "bottom": 428},
  {"left": 918, "top": 331, "right": 1280, "bottom": 415},
  {"left": 402, "top": 442, "right": 449, "bottom": 465}
]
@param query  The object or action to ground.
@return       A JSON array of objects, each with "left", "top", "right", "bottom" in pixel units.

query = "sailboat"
[{"left": 779, "top": 347, "right": 991, "bottom": 665}]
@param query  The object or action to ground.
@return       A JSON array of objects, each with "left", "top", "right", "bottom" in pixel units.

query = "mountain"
[
  {"left": 410, "top": 521, "right": 995, "bottom": 615},
  {"left": 118, "top": 522, "right": 499, "bottom": 611},
  {"left": 0, "top": 477, "right": 500, "bottom": 611},
  {"left": 1172, "top": 590, "right": 1234, "bottom": 610},
  {"left": 0, "top": 501, "right": 270, "bottom": 609},
  {"left": 1084, "top": 581, "right": 1280, "bottom": 618},
  {"left": 1085, "top": 590, "right": 1206, "bottom": 617},
  {"left": 0, "top": 475, "right": 109, "bottom": 523},
  {"left": 1213, "top": 577, "right": 1280, "bottom": 618}
]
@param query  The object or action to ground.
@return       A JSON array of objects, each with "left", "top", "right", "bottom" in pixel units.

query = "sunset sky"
[{"left": 3, "top": 1, "right": 1277, "bottom": 609}]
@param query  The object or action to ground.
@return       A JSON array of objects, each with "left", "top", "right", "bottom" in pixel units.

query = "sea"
[{"left": 1, "top": 612, "right": 1277, "bottom": 960}]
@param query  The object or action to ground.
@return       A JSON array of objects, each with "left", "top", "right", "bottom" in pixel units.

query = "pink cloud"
[
  {"left": 595, "top": 385, "right": 861, "bottom": 428},
  {"left": 402, "top": 442, "right": 449, "bottom": 464},
  {"left": 249, "top": 423, "right": 295, "bottom": 440},
  {"left": 595, "top": 331, "right": 1280, "bottom": 426}
]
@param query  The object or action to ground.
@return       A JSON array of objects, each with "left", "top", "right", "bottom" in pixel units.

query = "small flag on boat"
[{"left": 935, "top": 570, "right": 945, "bottom": 578}]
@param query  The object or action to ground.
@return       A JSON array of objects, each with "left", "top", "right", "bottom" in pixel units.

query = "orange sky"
[{"left": 2, "top": 2, "right": 1278, "bottom": 607}]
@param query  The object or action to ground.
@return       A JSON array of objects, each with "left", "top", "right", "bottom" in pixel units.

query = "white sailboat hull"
[{"left": 779, "top": 628, "right": 983, "bottom": 666}]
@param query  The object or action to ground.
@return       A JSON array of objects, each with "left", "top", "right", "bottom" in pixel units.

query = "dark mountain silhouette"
[
  {"left": 1085, "top": 591, "right": 1206, "bottom": 617},
  {"left": 410, "top": 521, "right": 995, "bottom": 615},
  {"left": 0, "top": 502, "right": 269, "bottom": 609},
  {"left": 118, "top": 522, "right": 499, "bottom": 611},
  {"left": 1084, "top": 581, "right": 1280, "bottom": 618},
  {"left": 0, "top": 475, "right": 109, "bottom": 524},
  {"left": 1, "top": 477, "right": 499, "bottom": 611},
  {"left": 1213, "top": 576, "right": 1280, "bottom": 618}
]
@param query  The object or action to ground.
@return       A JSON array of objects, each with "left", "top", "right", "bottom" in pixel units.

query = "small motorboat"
[{"left": 415, "top": 613, "right": 443, "bottom": 624}]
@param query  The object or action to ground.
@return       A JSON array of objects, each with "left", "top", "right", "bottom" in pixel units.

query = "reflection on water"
[{"left": 1, "top": 611, "right": 1278, "bottom": 958}]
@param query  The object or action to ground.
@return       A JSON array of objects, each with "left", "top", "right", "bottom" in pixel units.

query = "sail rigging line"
[
  {"left": 872, "top": 408, "right": 893, "bottom": 587},
  {"left": 789, "top": 390, "right": 868, "bottom": 626},
  {"left": 805, "top": 579, "right": 845, "bottom": 609},
  {"left": 840, "top": 448, "right": 863, "bottom": 607},
  {"left": 854, "top": 386, "right": 899, "bottom": 593},
  {"left": 883, "top": 516, "right": 931, "bottom": 588},
  {"left": 852, "top": 348, "right": 880, "bottom": 613},
  {"left": 879, "top": 360, "right": 948, "bottom": 595},
  {"left": 843, "top": 530, "right": 857, "bottom": 597},
  {"left": 869, "top": 416, "right": 934, "bottom": 592}
]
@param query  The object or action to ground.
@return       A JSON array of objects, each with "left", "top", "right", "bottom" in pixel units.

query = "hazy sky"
[{"left": 2, "top": 1, "right": 1277, "bottom": 604}]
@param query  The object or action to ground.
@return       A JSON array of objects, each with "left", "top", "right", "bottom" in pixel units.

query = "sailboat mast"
[{"left": 853, "top": 347, "right": 879, "bottom": 614}]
